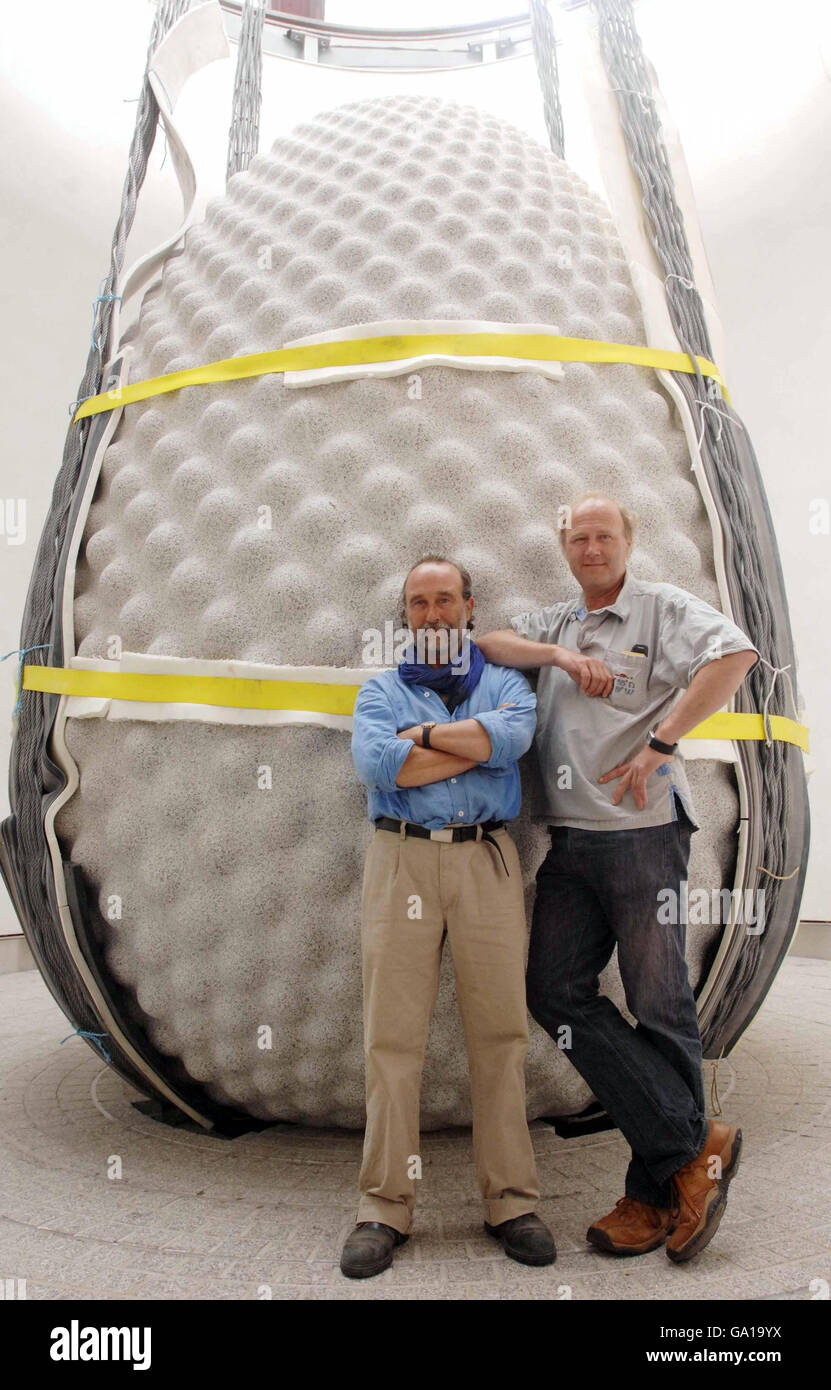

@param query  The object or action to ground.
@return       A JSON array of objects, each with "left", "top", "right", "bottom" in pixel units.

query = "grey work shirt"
[{"left": 510, "top": 568, "right": 760, "bottom": 832}]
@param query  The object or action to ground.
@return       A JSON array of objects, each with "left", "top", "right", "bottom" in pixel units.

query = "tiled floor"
[{"left": 1, "top": 957, "right": 829, "bottom": 1300}]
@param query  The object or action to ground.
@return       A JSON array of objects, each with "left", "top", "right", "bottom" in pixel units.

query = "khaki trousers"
[{"left": 356, "top": 823, "right": 540, "bottom": 1235}]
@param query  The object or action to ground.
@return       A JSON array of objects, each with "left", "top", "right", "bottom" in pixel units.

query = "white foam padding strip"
[
  {"left": 54, "top": 94, "right": 739, "bottom": 1127},
  {"left": 62, "top": 651, "right": 377, "bottom": 731},
  {"left": 110, "top": 0, "right": 229, "bottom": 357},
  {"left": 282, "top": 316, "right": 565, "bottom": 387}
]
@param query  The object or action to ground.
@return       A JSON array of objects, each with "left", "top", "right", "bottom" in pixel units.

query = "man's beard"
[{"left": 413, "top": 626, "right": 468, "bottom": 667}]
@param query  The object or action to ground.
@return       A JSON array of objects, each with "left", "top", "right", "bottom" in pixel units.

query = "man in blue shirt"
[{"left": 340, "top": 554, "right": 557, "bottom": 1279}]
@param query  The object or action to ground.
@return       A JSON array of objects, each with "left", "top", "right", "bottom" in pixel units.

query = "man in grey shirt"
[{"left": 477, "top": 495, "right": 759, "bottom": 1263}]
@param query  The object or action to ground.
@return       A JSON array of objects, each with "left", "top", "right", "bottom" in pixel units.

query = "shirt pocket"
[{"left": 603, "top": 646, "right": 649, "bottom": 708}]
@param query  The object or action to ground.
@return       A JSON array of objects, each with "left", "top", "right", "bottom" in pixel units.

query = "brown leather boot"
[
  {"left": 666, "top": 1120, "right": 742, "bottom": 1264},
  {"left": 586, "top": 1196, "right": 677, "bottom": 1255},
  {"left": 340, "top": 1221, "right": 409, "bottom": 1279}
]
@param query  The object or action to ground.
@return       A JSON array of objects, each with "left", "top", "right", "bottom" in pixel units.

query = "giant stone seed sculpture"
[{"left": 47, "top": 93, "right": 743, "bottom": 1127}]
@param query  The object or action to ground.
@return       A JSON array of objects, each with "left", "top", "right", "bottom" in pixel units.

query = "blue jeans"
[{"left": 526, "top": 805, "right": 708, "bottom": 1207}]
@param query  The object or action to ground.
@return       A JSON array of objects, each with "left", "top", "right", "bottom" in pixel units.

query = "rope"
[
  {"left": 60, "top": 1030, "right": 112, "bottom": 1065},
  {"left": 2, "top": 644, "right": 51, "bottom": 717},
  {"left": 227, "top": 0, "right": 267, "bottom": 184},
  {"left": 708, "top": 1047, "right": 725, "bottom": 1116},
  {"left": 592, "top": 0, "right": 802, "bottom": 1051},
  {"left": 7, "top": 0, "right": 191, "bottom": 1095},
  {"left": 757, "top": 655, "right": 800, "bottom": 748},
  {"left": 694, "top": 399, "right": 743, "bottom": 455},
  {"left": 529, "top": 0, "right": 565, "bottom": 159}
]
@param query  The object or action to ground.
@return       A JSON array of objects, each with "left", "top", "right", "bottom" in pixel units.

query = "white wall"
[{"left": 1, "top": 0, "right": 827, "bottom": 929}]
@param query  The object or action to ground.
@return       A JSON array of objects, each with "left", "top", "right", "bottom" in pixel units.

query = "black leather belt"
[{"left": 373, "top": 816, "right": 510, "bottom": 876}]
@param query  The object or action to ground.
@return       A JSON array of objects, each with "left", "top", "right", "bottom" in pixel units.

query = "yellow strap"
[
  {"left": 682, "top": 711, "right": 809, "bottom": 753},
  {"left": 71, "top": 331, "right": 730, "bottom": 422},
  {"left": 21, "top": 665, "right": 807, "bottom": 749},
  {"left": 21, "top": 664, "right": 360, "bottom": 717}
]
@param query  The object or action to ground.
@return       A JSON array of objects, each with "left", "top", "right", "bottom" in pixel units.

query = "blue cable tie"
[
  {"left": 90, "top": 282, "right": 122, "bottom": 354},
  {"left": 68, "top": 393, "right": 95, "bottom": 419},
  {"left": 60, "top": 1030, "right": 112, "bottom": 1065},
  {"left": 1, "top": 643, "right": 52, "bottom": 716}
]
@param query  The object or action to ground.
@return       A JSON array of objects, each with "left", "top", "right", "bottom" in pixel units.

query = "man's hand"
[
  {"left": 599, "top": 745, "right": 672, "bottom": 810},
  {"left": 557, "top": 648, "right": 614, "bottom": 698}
]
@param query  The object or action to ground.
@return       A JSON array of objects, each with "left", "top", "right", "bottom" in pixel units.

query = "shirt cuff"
[
  {"left": 689, "top": 641, "right": 761, "bottom": 681},
  {"left": 472, "top": 710, "right": 511, "bottom": 769},
  {"left": 376, "top": 736, "right": 416, "bottom": 792}
]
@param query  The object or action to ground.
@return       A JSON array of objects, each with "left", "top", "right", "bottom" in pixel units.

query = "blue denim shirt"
[{"left": 351, "top": 663, "right": 537, "bottom": 829}]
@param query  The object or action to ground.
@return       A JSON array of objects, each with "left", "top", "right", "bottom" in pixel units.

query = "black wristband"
[
  {"left": 647, "top": 731, "right": 677, "bottom": 756},
  {"left": 421, "top": 723, "right": 435, "bottom": 748}
]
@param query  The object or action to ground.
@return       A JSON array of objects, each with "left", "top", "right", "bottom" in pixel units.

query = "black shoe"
[
  {"left": 484, "top": 1212, "right": 557, "bottom": 1266},
  {"left": 340, "top": 1221, "right": 409, "bottom": 1279}
]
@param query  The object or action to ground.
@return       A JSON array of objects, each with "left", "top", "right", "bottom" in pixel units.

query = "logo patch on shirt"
[{"left": 604, "top": 647, "right": 647, "bottom": 701}]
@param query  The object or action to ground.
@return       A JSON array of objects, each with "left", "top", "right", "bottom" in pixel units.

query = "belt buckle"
[{"left": 429, "top": 827, "right": 455, "bottom": 842}]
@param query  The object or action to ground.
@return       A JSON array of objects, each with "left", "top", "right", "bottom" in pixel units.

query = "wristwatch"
[
  {"left": 647, "top": 728, "right": 677, "bottom": 756},
  {"left": 421, "top": 722, "right": 437, "bottom": 748}
]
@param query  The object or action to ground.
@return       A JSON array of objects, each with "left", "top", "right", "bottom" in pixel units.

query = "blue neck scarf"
[{"left": 398, "top": 630, "right": 485, "bottom": 712}]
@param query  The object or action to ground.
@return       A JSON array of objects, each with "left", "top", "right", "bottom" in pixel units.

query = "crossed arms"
[
  {"left": 352, "top": 628, "right": 757, "bottom": 805},
  {"left": 393, "top": 727, "right": 482, "bottom": 789},
  {"left": 351, "top": 669, "right": 537, "bottom": 791}
]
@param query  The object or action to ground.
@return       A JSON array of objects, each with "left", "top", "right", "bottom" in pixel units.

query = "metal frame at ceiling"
[{"left": 217, "top": 3, "right": 580, "bottom": 71}]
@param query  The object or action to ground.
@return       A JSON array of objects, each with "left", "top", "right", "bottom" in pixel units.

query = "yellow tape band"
[
  {"left": 22, "top": 664, "right": 360, "bottom": 718},
  {"left": 681, "top": 711, "right": 809, "bottom": 754},
  {"left": 21, "top": 665, "right": 806, "bottom": 750},
  {"left": 71, "top": 332, "right": 730, "bottom": 422}
]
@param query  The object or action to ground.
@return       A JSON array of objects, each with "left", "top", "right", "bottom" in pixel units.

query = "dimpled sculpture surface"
[{"left": 54, "top": 95, "right": 738, "bottom": 1126}]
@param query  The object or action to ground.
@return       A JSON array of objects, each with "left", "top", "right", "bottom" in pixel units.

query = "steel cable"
[
  {"left": 591, "top": 0, "right": 800, "bottom": 1047},
  {"left": 7, "top": 0, "right": 191, "bottom": 1077}
]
